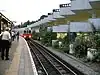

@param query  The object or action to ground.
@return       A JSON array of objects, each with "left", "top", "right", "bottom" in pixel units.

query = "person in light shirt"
[
  {"left": 11, "top": 31, "right": 15, "bottom": 41},
  {"left": 1, "top": 28, "right": 11, "bottom": 60}
]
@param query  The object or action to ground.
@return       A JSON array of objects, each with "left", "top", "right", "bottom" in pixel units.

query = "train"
[
  {"left": 14, "top": 27, "right": 32, "bottom": 39},
  {"left": 21, "top": 28, "right": 32, "bottom": 39}
]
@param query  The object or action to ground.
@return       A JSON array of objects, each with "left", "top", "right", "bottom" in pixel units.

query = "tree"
[{"left": 37, "top": 15, "right": 48, "bottom": 21}]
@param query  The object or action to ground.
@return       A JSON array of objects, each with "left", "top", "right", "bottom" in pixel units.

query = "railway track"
[{"left": 27, "top": 39, "right": 85, "bottom": 75}]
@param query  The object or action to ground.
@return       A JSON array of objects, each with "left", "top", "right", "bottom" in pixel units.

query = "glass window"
[
  {"left": 29, "top": 30, "right": 31, "bottom": 33},
  {"left": 24, "top": 30, "right": 26, "bottom": 33}
]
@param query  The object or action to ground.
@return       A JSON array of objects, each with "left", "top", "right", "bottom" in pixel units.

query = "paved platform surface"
[
  {"left": 0, "top": 37, "right": 37, "bottom": 75},
  {"left": 34, "top": 40, "right": 100, "bottom": 75}
]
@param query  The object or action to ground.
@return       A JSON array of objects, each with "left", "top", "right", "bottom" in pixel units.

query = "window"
[
  {"left": 29, "top": 30, "right": 31, "bottom": 33},
  {"left": 24, "top": 30, "right": 26, "bottom": 33}
]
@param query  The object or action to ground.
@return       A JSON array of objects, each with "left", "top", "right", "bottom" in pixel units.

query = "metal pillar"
[
  {"left": 0, "top": 15, "right": 1, "bottom": 34},
  {"left": 67, "top": 21, "right": 70, "bottom": 44}
]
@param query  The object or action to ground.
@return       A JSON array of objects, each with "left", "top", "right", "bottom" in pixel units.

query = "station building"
[{"left": 0, "top": 12, "right": 13, "bottom": 33}]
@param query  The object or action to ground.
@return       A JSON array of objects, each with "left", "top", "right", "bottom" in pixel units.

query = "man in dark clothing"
[
  {"left": 16, "top": 31, "right": 19, "bottom": 41},
  {"left": 0, "top": 30, "right": 4, "bottom": 52}
]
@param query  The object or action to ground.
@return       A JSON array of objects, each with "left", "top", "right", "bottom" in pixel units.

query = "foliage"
[
  {"left": 38, "top": 15, "right": 47, "bottom": 21},
  {"left": 44, "top": 31, "right": 52, "bottom": 46},
  {"left": 53, "top": 41, "right": 59, "bottom": 49},
  {"left": 39, "top": 26, "right": 53, "bottom": 46},
  {"left": 74, "top": 33, "right": 89, "bottom": 57},
  {"left": 58, "top": 35, "right": 69, "bottom": 53},
  {"left": 51, "top": 32, "right": 57, "bottom": 40},
  {"left": 32, "top": 31, "right": 39, "bottom": 40},
  {"left": 93, "top": 52, "right": 100, "bottom": 62},
  {"left": 62, "top": 36, "right": 69, "bottom": 45},
  {"left": 92, "top": 33, "right": 100, "bottom": 62},
  {"left": 15, "top": 20, "right": 36, "bottom": 28},
  {"left": 73, "top": 31, "right": 100, "bottom": 62}
]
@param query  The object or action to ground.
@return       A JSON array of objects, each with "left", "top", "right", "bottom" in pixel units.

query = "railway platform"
[
  {"left": 34, "top": 40, "right": 100, "bottom": 75},
  {"left": 0, "top": 37, "right": 37, "bottom": 75}
]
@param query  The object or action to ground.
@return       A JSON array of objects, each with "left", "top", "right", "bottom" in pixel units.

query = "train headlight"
[
  {"left": 29, "top": 35, "right": 31, "bottom": 38},
  {"left": 24, "top": 36, "right": 26, "bottom": 38}
]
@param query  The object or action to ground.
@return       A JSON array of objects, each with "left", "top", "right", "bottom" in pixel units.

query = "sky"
[{"left": 0, "top": 0, "right": 70, "bottom": 25}]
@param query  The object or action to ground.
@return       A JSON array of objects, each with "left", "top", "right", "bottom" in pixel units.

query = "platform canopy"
[
  {"left": 52, "top": 9, "right": 65, "bottom": 19},
  {"left": 59, "top": 4, "right": 75, "bottom": 17},
  {"left": 71, "top": 0, "right": 92, "bottom": 12},
  {"left": 0, "top": 12, "right": 13, "bottom": 24},
  {"left": 40, "top": 18, "right": 51, "bottom": 24},
  {"left": 27, "top": 21, "right": 41, "bottom": 28},
  {"left": 88, "top": 18, "right": 100, "bottom": 30},
  {"left": 59, "top": 3, "right": 91, "bottom": 22},
  {"left": 70, "top": 22, "right": 92, "bottom": 32},
  {"left": 0, "top": 12, "right": 13, "bottom": 33},
  {"left": 47, "top": 13, "right": 56, "bottom": 21},
  {"left": 52, "top": 24, "right": 68, "bottom": 32},
  {"left": 89, "top": 0, "right": 100, "bottom": 9}
]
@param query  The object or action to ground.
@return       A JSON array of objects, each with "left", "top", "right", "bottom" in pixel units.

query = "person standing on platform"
[
  {"left": 11, "top": 31, "right": 15, "bottom": 41},
  {"left": 1, "top": 28, "right": 11, "bottom": 60},
  {"left": 16, "top": 31, "right": 19, "bottom": 41},
  {"left": 0, "top": 30, "right": 4, "bottom": 52}
]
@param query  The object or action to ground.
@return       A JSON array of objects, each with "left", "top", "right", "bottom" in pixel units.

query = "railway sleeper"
[{"left": 58, "top": 67, "right": 64, "bottom": 70}]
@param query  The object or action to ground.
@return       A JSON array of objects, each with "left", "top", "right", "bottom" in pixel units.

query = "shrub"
[{"left": 53, "top": 41, "right": 59, "bottom": 49}]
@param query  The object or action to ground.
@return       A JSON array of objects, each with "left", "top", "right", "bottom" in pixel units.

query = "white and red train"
[
  {"left": 14, "top": 27, "right": 32, "bottom": 39},
  {"left": 21, "top": 28, "right": 32, "bottom": 39}
]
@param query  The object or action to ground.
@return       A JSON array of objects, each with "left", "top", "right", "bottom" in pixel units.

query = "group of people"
[{"left": 0, "top": 28, "right": 19, "bottom": 60}]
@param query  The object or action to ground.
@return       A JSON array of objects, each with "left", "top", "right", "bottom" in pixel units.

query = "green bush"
[
  {"left": 74, "top": 34, "right": 89, "bottom": 57},
  {"left": 57, "top": 36, "right": 70, "bottom": 53},
  {"left": 62, "top": 45, "right": 69, "bottom": 53},
  {"left": 53, "top": 41, "right": 59, "bottom": 49}
]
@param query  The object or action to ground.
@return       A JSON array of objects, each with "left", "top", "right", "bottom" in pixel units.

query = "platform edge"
[{"left": 21, "top": 37, "right": 38, "bottom": 75}]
